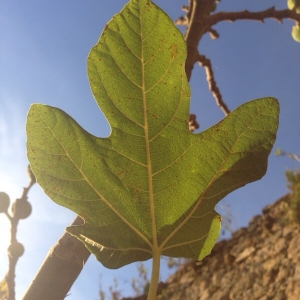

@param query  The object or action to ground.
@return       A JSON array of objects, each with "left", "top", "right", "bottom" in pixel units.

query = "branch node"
[
  {"left": 209, "top": 27, "right": 220, "bottom": 39},
  {"left": 189, "top": 114, "right": 200, "bottom": 132},
  {"left": 175, "top": 16, "right": 188, "bottom": 26}
]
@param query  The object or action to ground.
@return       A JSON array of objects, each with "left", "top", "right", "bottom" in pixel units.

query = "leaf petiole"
[{"left": 147, "top": 251, "right": 161, "bottom": 300}]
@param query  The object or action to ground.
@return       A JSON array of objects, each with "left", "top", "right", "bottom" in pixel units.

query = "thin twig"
[
  {"left": 208, "top": 27, "right": 219, "bottom": 39},
  {"left": 197, "top": 53, "right": 230, "bottom": 116},
  {"left": 189, "top": 114, "right": 200, "bottom": 131},
  {"left": 209, "top": 7, "right": 300, "bottom": 26},
  {"left": 182, "top": 4, "right": 300, "bottom": 117},
  {"left": 3, "top": 166, "right": 36, "bottom": 300}
]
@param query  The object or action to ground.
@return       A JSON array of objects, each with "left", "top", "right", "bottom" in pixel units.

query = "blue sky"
[{"left": 1, "top": 0, "right": 300, "bottom": 299}]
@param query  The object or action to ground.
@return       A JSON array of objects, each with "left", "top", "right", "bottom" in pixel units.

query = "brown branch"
[
  {"left": 208, "top": 27, "right": 219, "bottom": 39},
  {"left": 184, "top": 5, "right": 300, "bottom": 117},
  {"left": 175, "top": 16, "right": 188, "bottom": 26},
  {"left": 183, "top": 1, "right": 230, "bottom": 121},
  {"left": 209, "top": 7, "right": 300, "bottom": 26},
  {"left": 186, "top": 0, "right": 193, "bottom": 23},
  {"left": 185, "top": 0, "right": 214, "bottom": 81},
  {"left": 189, "top": 114, "right": 200, "bottom": 131},
  {"left": 197, "top": 54, "right": 230, "bottom": 116},
  {"left": 22, "top": 216, "right": 91, "bottom": 300},
  {"left": 185, "top": 6, "right": 300, "bottom": 82}
]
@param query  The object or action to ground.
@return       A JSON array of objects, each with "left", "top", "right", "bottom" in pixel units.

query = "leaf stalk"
[{"left": 147, "top": 251, "right": 160, "bottom": 300}]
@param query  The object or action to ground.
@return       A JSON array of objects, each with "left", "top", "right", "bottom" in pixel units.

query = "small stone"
[
  {"left": 276, "top": 266, "right": 291, "bottom": 282},
  {"left": 294, "top": 263, "right": 300, "bottom": 280},
  {"left": 235, "top": 246, "right": 256, "bottom": 263},
  {"left": 285, "top": 279, "right": 300, "bottom": 300},
  {"left": 288, "top": 234, "right": 300, "bottom": 263},
  {"left": 252, "top": 282, "right": 265, "bottom": 299},
  {"left": 273, "top": 237, "right": 287, "bottom": 255},
  {"left": 273, "top": 291, "right": 287, "bottom": 300},
  {"left": 282, "top": 225, "right": 297, "bottom": 237}
]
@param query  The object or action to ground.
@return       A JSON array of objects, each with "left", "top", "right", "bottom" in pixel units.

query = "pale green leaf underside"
[{"left": 26, "top": 0, "right": 279, "bottom": 269}]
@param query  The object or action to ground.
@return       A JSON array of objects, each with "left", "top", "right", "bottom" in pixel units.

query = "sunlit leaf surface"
[{"left": 27, "top": 0, "right": 279, "bottom": 268}]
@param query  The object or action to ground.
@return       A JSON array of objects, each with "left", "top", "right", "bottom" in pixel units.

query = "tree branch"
[
  {"left": 183, "top": 1, "right": 231, "bottom": 117},
  {"left": 183, "top": 5, "right": 300, "bottom": 117},
  {"left": 185, "top": 0, "right": 215, "bottom": 81},
  {"left": 22, "top": 216, "right": 90, "bottom": 300},
  {"left": 197, "top": 54, "right": 230, "bottom": 116},
  {"left": 209, "top": 7, "right": 300, "bottom": 26}
]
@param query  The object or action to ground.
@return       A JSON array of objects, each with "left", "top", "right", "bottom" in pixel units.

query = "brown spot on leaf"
[{"left": 169, "top": 44, "right": 178, "bottom": 58}]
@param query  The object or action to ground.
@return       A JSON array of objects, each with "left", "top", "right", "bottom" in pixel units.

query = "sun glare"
[{"left": 0, "top": 216, "right": 11, "bottom": 277}]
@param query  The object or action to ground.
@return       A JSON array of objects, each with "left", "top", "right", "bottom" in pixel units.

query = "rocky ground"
[{"left": 124, "top": 194, "right": 300, "bottom": 300}]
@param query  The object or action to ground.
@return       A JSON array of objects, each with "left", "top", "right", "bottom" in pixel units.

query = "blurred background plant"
[
  {"left": 0, "top": 166, "right": 35, "bottom": 300},
  {"left": 276, "top": 146, "right": 300, "bottom": 224}
]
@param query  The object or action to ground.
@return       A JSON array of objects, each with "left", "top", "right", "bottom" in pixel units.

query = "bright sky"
[{"left": 1, "top": 0, "right": 300, "bottom": 299}]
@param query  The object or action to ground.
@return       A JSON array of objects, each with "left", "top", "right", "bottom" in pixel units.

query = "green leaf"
[
  {"left": 287, "top": 0, "right": 300, "bottom": 13},
  {"left": 292, "top": 24, "right": 300, "bottom": 43},
  {"left": 26, "top": 0, "right": 279, "bottom": 269}
]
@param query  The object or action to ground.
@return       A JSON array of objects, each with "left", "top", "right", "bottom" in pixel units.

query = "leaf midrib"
[{"left": 139, "top": 4, "right": 158, "bottom": 254}]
